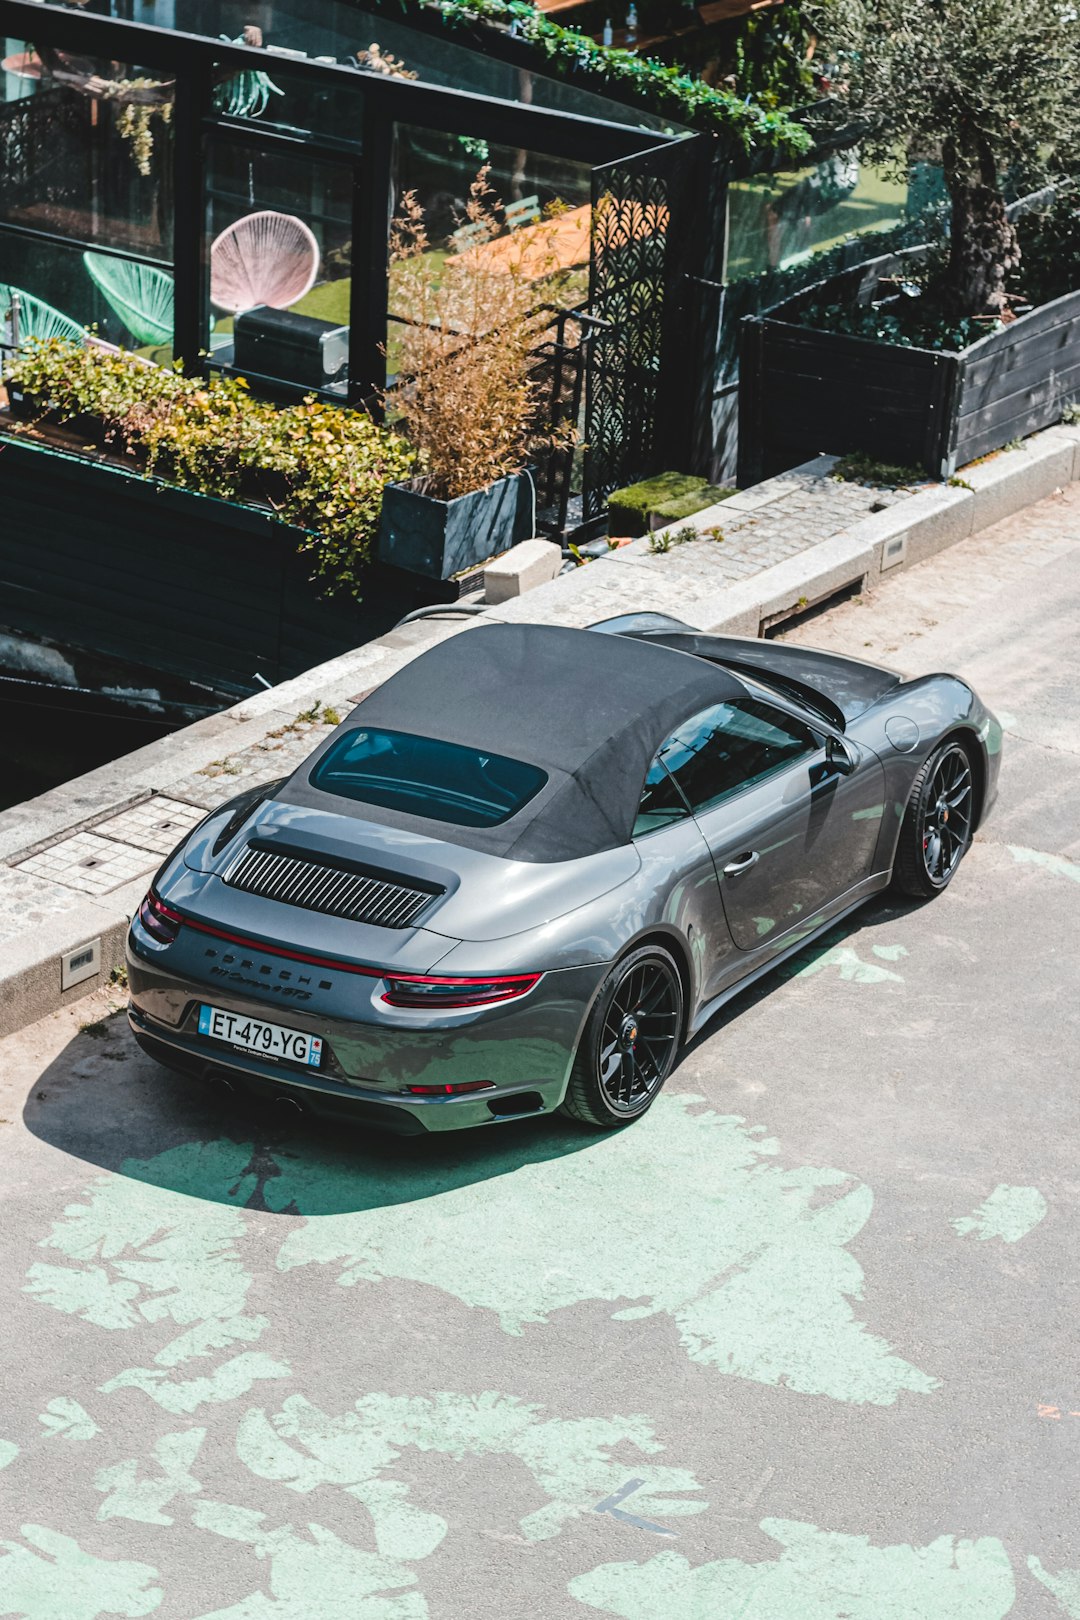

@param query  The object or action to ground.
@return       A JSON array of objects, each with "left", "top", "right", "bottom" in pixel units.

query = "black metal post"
[
  {"left": 349, "top": 98, "right": 393, "bottom": 417},
  {"left": 172, "top": 60, "right": 209, "bottom": 374}
]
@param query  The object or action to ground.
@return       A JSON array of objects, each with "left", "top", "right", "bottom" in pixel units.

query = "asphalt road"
[{"left": 2, "top": 485, "right": 1079, "bottom": 1620}]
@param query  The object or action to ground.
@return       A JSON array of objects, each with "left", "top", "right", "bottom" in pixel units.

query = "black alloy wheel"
[
  {"left": 892, "top": 740, "right": 975, "bottom": 898},
  {"left": 560, "top": 944, "right": 683, "bottom": 1129}
]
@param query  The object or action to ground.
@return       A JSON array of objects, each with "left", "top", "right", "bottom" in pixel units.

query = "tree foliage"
[{"left": 807, "top": 0, "right": 1080, "bottom": 313}]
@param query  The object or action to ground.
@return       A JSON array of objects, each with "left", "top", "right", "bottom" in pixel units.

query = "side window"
[
  {"left": 633, "top": 755, "right": 691, "bottom": 837},
  {"left": 659, "top": 698, "right": 819, "bottom": 815}
]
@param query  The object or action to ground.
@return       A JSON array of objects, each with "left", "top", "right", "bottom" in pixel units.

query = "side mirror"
[{"left": 826, "top": 735, "right": 857, "bottom": 775}]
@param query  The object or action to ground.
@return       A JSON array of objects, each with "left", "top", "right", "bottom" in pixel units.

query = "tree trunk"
[{"left": 942, "top": 133, "right": 1020, "bottom": 317}]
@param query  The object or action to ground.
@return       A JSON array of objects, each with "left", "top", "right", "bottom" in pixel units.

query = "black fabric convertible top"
[{"left": 282, "top": 622, "right": 743, "bottom": 862}]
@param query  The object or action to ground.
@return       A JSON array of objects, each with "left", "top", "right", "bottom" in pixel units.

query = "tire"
[
  {"left": 560, "top": 944, "right": 684, "bottom": 1129},
  {"left": 891, "top": 738, "right": 976, "bottom": 899}
]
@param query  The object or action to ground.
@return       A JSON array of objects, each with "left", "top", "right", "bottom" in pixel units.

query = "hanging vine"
[{"left": 95, "top": 78, "right": 174, "bottom": 177}]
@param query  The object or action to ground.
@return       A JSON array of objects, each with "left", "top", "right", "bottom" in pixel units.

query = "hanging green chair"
[
  {"left": 83, "top": 253, "right": 175, "bottom": 347},
  {"left": 0, "top": 283, "right": 85, "bottom": 347}
]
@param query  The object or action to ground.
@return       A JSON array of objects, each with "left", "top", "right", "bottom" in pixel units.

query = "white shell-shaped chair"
[{"left": 209, "top": 211, "right": 320, "bottom": 314}]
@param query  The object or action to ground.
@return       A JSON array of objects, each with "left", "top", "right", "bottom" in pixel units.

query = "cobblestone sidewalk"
[{"left": 490, "top": 456, "right": 916, "bottom": 631}]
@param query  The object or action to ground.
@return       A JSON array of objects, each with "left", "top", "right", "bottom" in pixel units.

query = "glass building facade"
[
  {"left": 0, "top": 0, "right": 680, "bottom": 413},
  {"left": 1, "top": 0, "right": 918, "bottom": 501}
]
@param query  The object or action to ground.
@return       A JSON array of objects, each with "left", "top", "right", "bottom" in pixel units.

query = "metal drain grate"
[{"left": 223, "top": 844, "right": 439, "bottom": 929}]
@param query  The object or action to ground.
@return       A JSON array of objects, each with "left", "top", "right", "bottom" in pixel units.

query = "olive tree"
[{"left": 807, "top": 0, "right": 1080, "bottom": 315}]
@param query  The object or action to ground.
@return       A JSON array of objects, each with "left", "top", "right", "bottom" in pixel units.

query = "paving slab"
[{"left": 94, "top": 797, "right": 207, "bottom": 856}]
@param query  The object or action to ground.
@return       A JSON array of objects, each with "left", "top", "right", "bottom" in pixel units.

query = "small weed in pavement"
[{"left": 649, "top": 523, "right": 717, "bottom": 555}]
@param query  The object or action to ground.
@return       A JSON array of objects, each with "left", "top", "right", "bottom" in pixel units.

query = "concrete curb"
[{"left": 4, "top": 418, "right": 1079, "bottom": 1037}]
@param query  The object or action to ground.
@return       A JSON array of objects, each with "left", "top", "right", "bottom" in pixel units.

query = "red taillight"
[
  {"left": 382, "top": 972, "right": 542, "bottom": 1009},
  {"left": 137, "top": 891, "right": 183, "bottom": 945},
  {"left": 406, "top": 1081, "right": 496, "bottom": 1096}
]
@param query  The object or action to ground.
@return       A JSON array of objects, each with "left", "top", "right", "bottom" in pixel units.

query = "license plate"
[{"left": 198, "top": 1004, "right": 323, "bottom": 1067}]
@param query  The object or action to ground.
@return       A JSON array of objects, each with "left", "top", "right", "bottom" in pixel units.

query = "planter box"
[
  {"left": 738, "top": 251, "right": 1080, "bottom": 482},
  {"left": 3, "top": 386, "right": 108, "bottom": 450},
  {"left": 377, "top": 473, "right": 533, "bottom": 580},
  {"left": 0, "top": 430, "right": 440, "bottom": 696}
]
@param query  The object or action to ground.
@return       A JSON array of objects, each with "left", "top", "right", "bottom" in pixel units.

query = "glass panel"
[
  {"left": 206, "top": 138, "right": 351, "bottom": 393},
  {"left": 0, "top": 229, "right": 173, "bottom": 362},
  {"left": 726, "top": 153, "right": 914, "bottom": 280},
  {"left": 64, "top": 0, "right": 673, "bottom": 129},
  {"left": 211, "top": 55, "right": 365, "bottom": 147},
  {"left": 658, "top": 698, "right": 819, "bottom": 814},
  {"left": 633, "top": 756, "right": 690, "bottom": 838},
  {"left": 310, "top": 727, "right": 548, "bottom": 827},
  {"left": 387, "top": 123, "right": 593, "bottom": 380},
  {"left": 0, "top": 38, "right": 173, "bottom": 258}
]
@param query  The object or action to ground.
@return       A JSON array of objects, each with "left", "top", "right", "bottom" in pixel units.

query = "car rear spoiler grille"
[{"left": 222, "top": 844, "right": 440, "bottom": 930}]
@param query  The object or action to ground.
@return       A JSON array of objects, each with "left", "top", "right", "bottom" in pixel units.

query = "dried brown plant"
[{"left": 387, "top": 168, "right": 577, "bottom": 502}]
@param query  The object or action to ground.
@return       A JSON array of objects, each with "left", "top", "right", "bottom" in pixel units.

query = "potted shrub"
[
  {"left": 738, "top": 0, "right": 1080, "bottom": 482},
  {"left": 377, "top": 170, "right": 572, "bottom": 579}
]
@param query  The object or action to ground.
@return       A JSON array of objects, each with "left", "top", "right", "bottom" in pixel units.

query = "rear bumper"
[{"left": 126, "top": 939, "right": 604, "bottom": 1134}]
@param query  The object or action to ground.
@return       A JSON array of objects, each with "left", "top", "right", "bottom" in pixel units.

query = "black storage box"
[{"left": 233, "top": 305, "right": 349, "bottom": 388}]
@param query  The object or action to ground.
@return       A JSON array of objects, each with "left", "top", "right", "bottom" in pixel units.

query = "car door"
[
  {"left": 630, "top": 751, "right": 744, "bottom": 999},
  {"left": 654, "top": 695, "right": 885, "bottom": 982}
]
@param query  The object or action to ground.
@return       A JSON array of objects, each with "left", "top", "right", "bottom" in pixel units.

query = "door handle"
[{"left": 723, "top": 851, "right": 759, "bottom": 877}]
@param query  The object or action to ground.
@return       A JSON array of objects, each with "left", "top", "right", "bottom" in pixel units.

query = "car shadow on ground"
[
  {"left": 22, "top": 894, "right": 925, "bottom": 1216},
  {"left": 20, "top": 1007, "right": 600, "bottom": 1218}
]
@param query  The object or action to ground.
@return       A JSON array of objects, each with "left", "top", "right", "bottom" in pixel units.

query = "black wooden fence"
[{"left": 738, "top": 251, "right": 1080, "bottom": 483}]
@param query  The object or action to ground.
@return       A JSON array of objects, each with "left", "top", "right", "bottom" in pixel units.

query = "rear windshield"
[{"left": 310, "top": 727, "right": 548, "bottom": 828}]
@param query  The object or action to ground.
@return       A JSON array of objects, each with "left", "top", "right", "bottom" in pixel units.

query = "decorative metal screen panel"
[
  {"left": 223, "top": 844, "right": 439, "bottom": 929},
  {"left": 583, "top": 139, "right": 699, "bottom": 519},
  {"left": 0, "top": 89, "right": 90, "bottom": 225}
]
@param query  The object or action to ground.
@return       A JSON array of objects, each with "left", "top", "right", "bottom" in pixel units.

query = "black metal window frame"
[{"left": 0, "top": 0, "right": 680, "bottom": 408}]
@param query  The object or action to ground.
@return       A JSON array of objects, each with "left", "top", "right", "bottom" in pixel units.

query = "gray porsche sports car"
[{"left": 127, "top": 615, "right": 1001, "bottom": 1133}]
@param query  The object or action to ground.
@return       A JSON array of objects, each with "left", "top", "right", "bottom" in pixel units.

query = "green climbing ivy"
[{"left": 429, "top": 0, "right": 813, "bottom": 157}]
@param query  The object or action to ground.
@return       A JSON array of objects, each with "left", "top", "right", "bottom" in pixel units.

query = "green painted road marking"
[
  {"left": 23, "top": 1141, "right": 294, "bottom": 1414},
  {"left": 24, "top": 1140, "right": 259, "bottom": 1336},
  {"left": 273, "top": 1096, "right": 935, "bottom": 1406},
  {"left": 96, "top": 1429, "right": 205, "bottom": 1526},
  {"left": 781, "top": 941, "right": 908, "bottom": 984},
  {"left": 102, "top": 1352, "right": 292, "bottom": 1415},
  {"left": 189, "top": 1507, "right": 427, "bottom": 1620},
  {"left": 38, "top": 1398, "right": 99, "bottom": 1442},
  {"left": 0, "top": 1441, "right": 18, "bottom": 1470},
  {"left": 0, "top": 1525, "right": 161, "bottom": 1618},
  {"left": 1008, "top": 846, "right": 1080, "bottom": 884},
  {"left": 236, "top": 1391, "right": 705, "bottom": 1549},
  {"left": 953, "top": 1186, "right": 1047, "bottom": 1243},
  {"left": 568, "top": 1519, "right": 1016, "bottom": 1619},
  {"left": 1029, "top": 1555, "right": 1080, "bottom": 1615}
]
